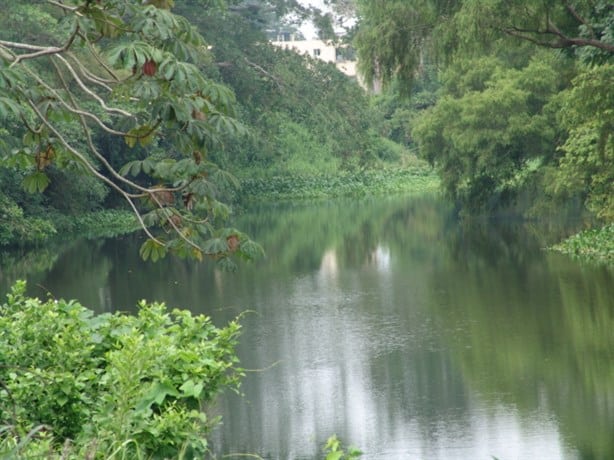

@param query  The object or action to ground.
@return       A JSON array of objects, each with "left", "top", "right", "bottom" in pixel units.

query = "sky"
[
  {"left": 297, "top": 0, "right": 355, "bottom": 39},
  {"left": 298, "top": 0, "right": 328, "bottom": 39}
]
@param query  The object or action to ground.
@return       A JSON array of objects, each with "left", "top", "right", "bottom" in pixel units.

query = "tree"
[
  {"left": 473, "top": 0, "right": 614, "bottom": 57},
  {"left": 174, "top": 4, "right": 386, "bottom": 174},
  {"left": 354, "top": 0, "right": 442, "bottom": 91},
  {"left": 353, "top": 0, "right": 613, "bottom": 219},
  {"left": 551, "top": 63, "right": 614, "bottom": 220},
  {"left": 413, "top": 53, "right": 561, "bottom": 212},
  {"left": 0, "top": 0, "right": 261, "bottom": 266}
]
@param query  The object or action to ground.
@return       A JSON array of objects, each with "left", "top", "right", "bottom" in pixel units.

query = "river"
[{"left": 1, "top": 194, "right": 613, "bottom": 459}]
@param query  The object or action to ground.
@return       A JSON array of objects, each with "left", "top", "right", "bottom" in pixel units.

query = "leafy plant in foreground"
[
  {"left": 0, "top": 281, "right": 242, "bottom": 459},
  {"left": 323, "top": 434, "right": 362, "bottom": 460}
]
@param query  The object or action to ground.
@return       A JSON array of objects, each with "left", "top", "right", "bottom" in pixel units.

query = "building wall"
[
  {"left": 273, "top": 39, "right": 338, "bottom": 63},
  {"left": 270, "top": 39, "right": 353, "bottom": 75},
  {"left": 270, "top": 37, "right": 378, "bottom": 92}
]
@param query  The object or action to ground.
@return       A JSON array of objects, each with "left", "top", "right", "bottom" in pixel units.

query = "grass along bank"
[{"left": 236, "top": 165, "right": 439, "bottom": 203}]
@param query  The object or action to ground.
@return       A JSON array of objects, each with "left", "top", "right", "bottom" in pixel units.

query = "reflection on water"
[{"left": 1, "top": 195, "right": 613, "bottom": 459}]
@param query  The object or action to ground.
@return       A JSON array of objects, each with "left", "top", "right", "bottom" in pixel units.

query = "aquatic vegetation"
[{"left": 550, "top": 224, "right": 614, "bottom": 263}]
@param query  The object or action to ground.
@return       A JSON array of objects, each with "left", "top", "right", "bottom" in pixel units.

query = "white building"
[{"left": 270, "top": 35, "right": 373, "bottom": 90}]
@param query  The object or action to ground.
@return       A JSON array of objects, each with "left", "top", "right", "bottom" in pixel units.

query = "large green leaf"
[
  {"left": 0, "top": 97, "right": 22, "bottom": 118},
  {"left": 139, "top": 238, "right": 168, "bottom": 262},
  {"left": 22, "top": 171, "right": 50, "bottom": 193}
]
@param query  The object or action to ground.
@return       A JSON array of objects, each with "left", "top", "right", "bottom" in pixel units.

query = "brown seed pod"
[
  {"left": 35, "top": 144, "right": 55, "bottom": 170},
  {"left": 191, "top": 109, "right": 206, "bottom": 121},
  {"left": 143, "top": 59, "right": 157, "bottom": 76},
  {"left": 227, "top": 234, "right": 240, "bottom": 252},
  {"left": 152, "top": 189, "right": 174, "bottom": 206},
  {"left": 168, "top": 214, "right": 182, "bottom": 227},
  {"left": 182, "top": 192, "right": 195, "bottom": 210}
]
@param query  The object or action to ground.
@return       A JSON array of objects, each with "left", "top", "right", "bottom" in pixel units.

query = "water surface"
[{"left": 2, "top": 194, "right": 613, "bottom": 459}]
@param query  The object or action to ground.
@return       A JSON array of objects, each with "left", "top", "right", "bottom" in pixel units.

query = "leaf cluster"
[
  {"left": 323, "top": 434, "right": 362, "bottom": 460},
  {"left": 181, "top": 8, "right": 388, "bottom": 174},
  {"left": 550, "top": 63, "right": 614, "bottom": 221}
]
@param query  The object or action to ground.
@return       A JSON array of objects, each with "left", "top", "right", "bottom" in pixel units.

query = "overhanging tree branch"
[
  {"left": 504, "top": 26, "right": 614, "bottom": 52},
  {"left": 2, "top": 23, "right": 79, "bottom": 66},
  {"left": 0, "top": 0, "right": 259, "bottom": 263},
  {"left": 26, "top": 98, "right": 163, "bottom": 245},
  {"left": 54, "top": 54, "right": 134, "bottom": 117}
]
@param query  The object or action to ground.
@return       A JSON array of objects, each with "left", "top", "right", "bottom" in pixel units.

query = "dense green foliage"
[
  {"left": 0, "top": 0, "right": 423, "bottom": 256},
  {"left": 0, "top": 281, "right": 242, "bottom": 459},
  {"left": 354, "top": 0, "right": 614, "bottom": 225},
  {"left": 413, "top": 52, "right": 563, "bottom": 213},
  {"left": 177, "top": 3, "right": 406, "bottom": 177},
  {"left": 238, "top": 166, "right": 437, "bottom": 202},
  {"left": 552, "top": 63, "right": 614, "bottom": 221},
  {"left": 0, "top": 187, "right": 138, "bottom": 246},
  {"left": 323, "top": 435, "right": 362, "bottom": 460}
]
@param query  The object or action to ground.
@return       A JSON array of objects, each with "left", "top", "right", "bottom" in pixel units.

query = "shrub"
[
  {"left": 0, "top": 281, "right": 242, "bottom": 459},
  {"left": 0, "top": 192, "right": 56, "bottom": 246}
]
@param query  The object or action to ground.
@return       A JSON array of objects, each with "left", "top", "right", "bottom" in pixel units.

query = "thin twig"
[{"left": 46, "top": 0, "right": 79, "bottom": 12}]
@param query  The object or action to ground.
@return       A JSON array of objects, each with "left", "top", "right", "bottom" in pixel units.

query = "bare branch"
[
  {"left": 22, "top": 64, "right": 130, "bottom": 137},
  {"left": 563, "top": 1, "right": 595, "bottom": 37},
  {"left": 77, "top": 31, "right": 124, "bottom": 82},
  {"left": 0, "top": 40, "right": 57, "bottom": 52},
  {"left": 46, "top": 0, "right": 79, "bottom": 12},
  {"left": 3, "top": 24, "right": 79, "bottom": 66},
  {"left": 26, "top": 96, "right": 141, "bottom": 199},
  {"left": 66, "top": 52, "right": 114, "bottom": 92},
  {"left": 504, "top": 26, "right": 614, "bottom": 52},
  {"left": 54, "top": 54, "right": 134, "bottom": 117},
  {"left": 244, "top": 57, "right": 284, "bottom": 89}
]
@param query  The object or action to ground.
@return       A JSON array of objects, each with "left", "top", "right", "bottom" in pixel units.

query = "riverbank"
[
  {"left": 0, "top": 208, "right": 139, "bottom": 248},
  {"left": 3, "top": 166, "right": 611, "bottom": 266}
]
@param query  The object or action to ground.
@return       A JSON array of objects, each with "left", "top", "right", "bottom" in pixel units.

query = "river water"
[{"left": 2, "top": 194, "right": 613, "bottom": 459}]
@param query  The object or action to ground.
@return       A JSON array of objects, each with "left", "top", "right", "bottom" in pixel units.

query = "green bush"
[
  {"left": 0, "top": 192, "right": 56, "bottom": 246},
  {"left": 0, "top": 281, "right": 242, "bottom": 459},
  {"left": 323, "top": 435, "right": 362, "bottom": 460}
]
